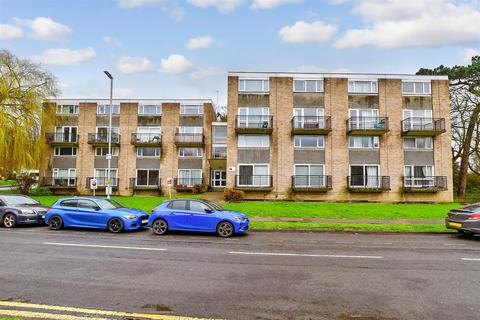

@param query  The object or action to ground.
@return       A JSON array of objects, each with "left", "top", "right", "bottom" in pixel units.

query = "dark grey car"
[
  {"left": 446, "top": 203, "right": 480, "bottom": 235},
  {"left": 0, "top": 195, "right": 49, "bottom": 228}
]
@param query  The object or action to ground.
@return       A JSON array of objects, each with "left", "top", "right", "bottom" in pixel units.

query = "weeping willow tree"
[{"left": 0, "top": 49, "right": 59, "bottom": 176}]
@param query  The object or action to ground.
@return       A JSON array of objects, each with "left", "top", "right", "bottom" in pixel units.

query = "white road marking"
[
  {"left": 461, "top": 258, "right": 480, "bottom": 261},
  {"left": 444, "top": 243, "right": 466, "bottom": 246},
  {"left": 230, "top": 251, "right": 383, "bottom": 259},
  {"left": 44, "top": 242, "right": 166, "bottom": 251}
]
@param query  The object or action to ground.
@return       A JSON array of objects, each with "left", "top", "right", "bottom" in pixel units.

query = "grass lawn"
[{"left": 0, "top": 179, "right": 15, "bottom": 186}]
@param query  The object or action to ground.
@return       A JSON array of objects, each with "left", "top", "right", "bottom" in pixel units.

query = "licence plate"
[
  {"left": 449, "top": 222, "right": 462, "bottom": 228},
  {"left": 141, "top": 219, "right": 148, "bottom": 224}
]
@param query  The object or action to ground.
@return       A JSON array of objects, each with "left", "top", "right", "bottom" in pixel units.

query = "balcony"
[
  {"left": 291, "top": 116, "right": 332, "bottom": 135},
  {"left": 235, "top": 175, "right": 273, "bottom": 191},
  {"left": 403, "top": 176, "right": 447, "bottom": 193},
  {"left": 347, "top": 117, "right": 389, "bottom": 136},
  {"left": 131, "top": 133, "right": 162, "bottom": 146},
  {"left": 130, "top": 177, "right": 161, "bottom": 190},
  {"left": 175, "top": 133, "right": 204, "bottom": 147},
  {"left": 42, "top": 177, "right": 77, "bottom": 189},
  {"left": 87, "top": 133, "right": 121, "bottom": 146},
  {"left": 292, "top": 175, "right": 332, "bottom": 192},
  {"left": 235, "top": 115, "right": 273, "bottom": 134},
  {"left": 86, "top": 177, "right": 119, "bottom": 189},
  {"left": 45, "top": 133, "right": 79, "bottom": 146},
  {"left": 173, "top": 178, "right": 203, "bottom": 191},
  {"left": 402, "top": 118, "right": 446, "bottom": 136},
  {"left": 348, "top": 176, "right": 390, "bottom": 193}
]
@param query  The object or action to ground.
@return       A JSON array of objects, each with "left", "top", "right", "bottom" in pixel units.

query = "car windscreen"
[
  {"left": 463, "top": 204, "right": 480, "bottom": 212},
  {"left": 203, "top": 200, "right": 223, "bottom": 211},
  {"left": 96, "top": 199, "right": 125, "bottom": 209},
  {"left": 3, "top": 196, "right": 40, "bottom": 206}
]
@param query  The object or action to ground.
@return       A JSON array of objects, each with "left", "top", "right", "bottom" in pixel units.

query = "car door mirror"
[
  {"left": 204, "top": 208, "right": 214, "bottom": 214},
  {"left": 95, "top": 206, "right": 102, "bottom": 211}
]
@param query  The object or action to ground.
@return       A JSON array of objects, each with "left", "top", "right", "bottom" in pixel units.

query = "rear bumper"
[{"left": 445, "top": 218, "right": 480, "bottom": 234}]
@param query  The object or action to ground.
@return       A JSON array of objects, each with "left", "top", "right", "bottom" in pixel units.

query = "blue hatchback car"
[
  {"left": 148, "top": 199, "right": 249, "bottom": 237},
  {"left": 45, "top": 197, "right": 149, "bottom": 233}
]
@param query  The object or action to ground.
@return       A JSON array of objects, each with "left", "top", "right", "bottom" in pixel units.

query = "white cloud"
[
  {"left": 335, "top": 0, "right": 480, "bottom": 48},
  {"left": 186, "top": 36, "right": 213, "bottom": 50},
  {"left": 159, "top": 54, "right": 195, "bottom": 74},
  {"left": 189, "top": 66, "right": 225, "bottom": 79},
  {"left": 251, "top": 0, "right": 302, "bottom": 10},
  {"left": 460, "top": 48, "right": 479, "bottom": 65},
  {"left": 117, "top": 0, "right": 185, "bottom": 21},
  {"left": 279, "top": 21, "right": 337, "bottom": 44},
  {"left": 31, "top": 47, "right": 96, "bottom": 66},
  {"left": 187, "top": 0, "right": 244, "bottom": 13},
  {"left": 115, "top": 56, "right": 153, "bottom": 74},
  {"left": 104, "top": 36, "right": 122, "bottom": 47},
  {"left": 14, "top": 17, "right": 71, "bottom": 40},
  {"left": 0, "top": 23, "right": 23, "bottom": 40}
]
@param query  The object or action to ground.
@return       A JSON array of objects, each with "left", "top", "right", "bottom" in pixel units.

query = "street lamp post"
[{"left": 104, "top": 71, "right": 113, "bottom": 199}]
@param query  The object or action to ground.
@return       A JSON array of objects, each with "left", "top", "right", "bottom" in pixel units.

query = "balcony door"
[
  {"left": 404, "top": 165, "right": 434, "bottom": 187},
  {"left": 294, "top": 108, "right": 323, "bottom": 129},
  {"left": 349, "top": 109, "right": 379, "bottom": 130},
  {"left": 55, "top": 126, "right": 77, "bottom": 143},
  {"left": 137, "top": 127, "right": 161, "bottom": 142},
  {"left": 136, "top": 169, "right": 159, "bottom": 186},
  {"left": 403, "top": 109, "right": 433, "bottom": 130},
  {"left": 53, "top": 168, "right": 76, "bottom": 186},
  {"left": 238, "top": 164, "right": 269, "bottom": 186},
  {"left": 178, "top": 169, "right": 202, "bottom": 186},
  {"left": 350, "top": 165, "right": 379, "bottom": 188},
  {"left": 238, "top": 107, "right": 269, "bottom": 128},
  {"left": 294, "top": 164, "right": 324, "bottom": 187}
]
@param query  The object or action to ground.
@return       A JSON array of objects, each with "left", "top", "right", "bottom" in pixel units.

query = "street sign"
[
  {"left": 90, "top": 178, "right": 98, "bottom": 190},
  {"left": 166, "top": 178, "right": 172, "bottom": 186},
  {"left": 106, "top": 153, "right": 112, "bottom": 160}
]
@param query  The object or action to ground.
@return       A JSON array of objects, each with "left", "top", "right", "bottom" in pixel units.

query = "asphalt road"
[{"left": 1, "top": 227, "right": 479, "bottom": 320}]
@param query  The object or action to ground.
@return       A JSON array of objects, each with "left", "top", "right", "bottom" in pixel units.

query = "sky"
[{"left": 1, "top": 0, "right": 480, "bottom": 106}]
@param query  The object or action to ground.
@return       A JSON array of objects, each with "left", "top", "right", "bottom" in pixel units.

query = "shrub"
[
  {"left": 192, "top": 183, "right": 208, "bottom": 194},
  {"left": 16, "top": 174, "right": 37, "bottom": 194},
  {"left": 29, "top": 186, "right": 53, "bottom": 196},
  {"left": 224, "top": 188, "right": 244, "bottom": 202}
]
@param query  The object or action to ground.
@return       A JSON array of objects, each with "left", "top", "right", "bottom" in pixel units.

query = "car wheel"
[
  {"left": 2, "top": 213, "right": 17, "bottom": 228},
  {"left": 49, "top": 215, "right": 63, "bottom": 230},
  {"left": 152, "top": 218, "right": 168, "bottom": 235},
  {"left": 217, "top": 221, "right": 234, "bottom": 238},
  {"left": 108, "top": 218, "right": 123, "bottom": 233}
]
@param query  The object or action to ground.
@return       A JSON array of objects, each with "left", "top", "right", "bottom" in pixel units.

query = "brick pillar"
[
  {"left": 39, "top": 102, "right": 56, "bottom": 181},
  {"left": 226, "top": 76, "right": 239, "bottom": 189},
  {"left": 118, "top": 103, "right": 138, "bottom": 196},
  {"left": 203, "top": 102, "right": 215, "bottom": 186},
  {"left": 160, "top": 103, "right": 179, "bottom": 191},
  {"left": 77, "top": 103, "right": 96, "bottom": 194}
]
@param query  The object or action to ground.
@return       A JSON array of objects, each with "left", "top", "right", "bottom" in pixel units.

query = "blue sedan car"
[
  {"left": 148, "top": 199, "right": 249, "bottom": 238},
  {"left": 45, "top": 197, "right": 149, "bottom": 233}
]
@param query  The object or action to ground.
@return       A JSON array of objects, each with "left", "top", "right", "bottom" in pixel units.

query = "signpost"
[
  {"left": 166, "top": 178, "right": 172, "bottom": 199},
  {"left": 90, "top": 178, "right": 98, "bottom": 196}
]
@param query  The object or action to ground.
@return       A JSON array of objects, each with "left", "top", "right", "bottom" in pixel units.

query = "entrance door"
[{"left": 211, "top": 170, "right": 226, "bottom": 187}]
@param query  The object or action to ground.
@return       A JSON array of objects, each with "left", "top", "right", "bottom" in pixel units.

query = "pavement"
[
  {"left": 251, "top": 217, "right": 445, "bottom": 225},
  {"left": 1, "top": 227, "right": 479, "bottom": 320}
]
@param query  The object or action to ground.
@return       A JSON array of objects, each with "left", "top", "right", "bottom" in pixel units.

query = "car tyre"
[
  {"left": 217, "top": 221, "right": 234, "bottom": 238},
  {"left": 2, "top": 213, "right": 17, "bottom": 228},
  {"left": 49, "top": 215, "right": 63, "bottom": 230},
  {"left": 152, "top": 218, "right": 168, "bottom": 235},
  {"left": 108, "top": 218, "right": 124, "bottom": 233}
]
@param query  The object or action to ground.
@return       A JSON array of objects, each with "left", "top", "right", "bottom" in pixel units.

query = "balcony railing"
[
  {"left": 403, "top": 176, "right": 447, "bottom": 192},
  {"left": 235, "top": 175, "right": 273, "bottom": 190},
  {"left": 175, "top": 133, "right": 204, "bottom": 146},
  {"left": 43, "top": 177, "right": 77, "bottom": 188},
  {"left": 174, "top": 178, "right": 203, "bottom": 189},
  {"left": 348, "top": 175, "right": 390, "bottom": 192},
  {"left": 347, "top": 117, "right": 389, "bottom": 135},
  {"left": 45, "top": 133, "right": 79, "bottom": 145},
  {"left": 130, "top": 177, "right": 161, "bottom": 190},
  {"left": 401, "top": 118, "right": 445, "bottom": 136},
  {"left": 235, "top": 115, "right": 273, "bottom": 134},
  {"left": 291, "top": 175, "right": 332, "bottom": 191},
  {"left": 86, "top": 177, "right": 119, "bottom": 188},
  {"left": 291, "top": 116, "right": 332, "bottom": 134},
  {"left": 131, "top": 133, "right": 162, "bottom": 146},
  {"left": 87, "top": 133, "right": 121, "bottom": 145}
]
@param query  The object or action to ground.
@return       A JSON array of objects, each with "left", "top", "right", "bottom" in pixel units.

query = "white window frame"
[
  {"left": 348, "top": 80, "right": 378, "bottom": 94},
  {"left": 180, "top": 105, "right": 203, "bottom": 115},
  {"left": 56, "top": 104, "right": 79, "bottom": 115},
  {"left": 403, "top": 137, "right": 433, "bottom": 150},
  {"left": 136, "top": 147, "right": 161, "bottom": 157},
  {"left": 97, "top": 104, "right": 120, "bottom": 115},
  {"left": 135, "top": 169, "right": 160, "bottom": 186},
  {"left": 93, "top": 168, "right": 118, "bottom": 186},
  {"left": 54, "top": 126, "right": 78, "bottom": 142},
  {"left": 239, "top": 79, "right": 270, "bottom": 93},
  {"left": 52, "top": 168, "right": 77, "bottom": 186},
  {"left": 138, "top": 104, "right": 162, "bottom": 115},
  {"left": 348, "top": 136, "right": 380, "bottom": 149},
  {"left": 178, "top": 126, "right": 203, "bottom": 134},
  {"left": 402, "top": 81, "right": 432, "bottom": 95},
  {"left": 237, "top": 135, "right": 270, "bottom": 148},
  {"left": 96, "top": 126, "right": 120, "bottom": 135},
  {"left": 293, "top": 164, "right": 325, "bottom": 187},
  {"left": 177, "top": 169, "right": 202, "bottom": 187},
  {"left": 211, "top": 170, "right": 227, "bottom": 188},
  {"left": 349, "top": 165, "right": 381, "bottom": 188},
  {"left": 237, "top": 164, "right": 270, "bottom": 187},
  {"left": 404, "top": 165, "right": 435, "bottom": 187},
  {"left": 54, "top": 147, "right": 77, "bottom": 156},
  {"left": 238, "top": 107, "right": 270, "bottom": 128},
  {"left": 293, "top": 135, "right": 325, "bottom": 149},
  {"left": 95, "top": 147, "right": 119, "bottom": 156},
  {"left": 293, "top": 79, "right": 324, "bottom": 93},
  {"left": 178, "top": 147, "right": 203, "bottom": 157}
]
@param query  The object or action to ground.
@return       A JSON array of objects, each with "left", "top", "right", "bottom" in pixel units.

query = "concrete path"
[{"left": 252, "top": 216, "right": 445, "bottom": 225}]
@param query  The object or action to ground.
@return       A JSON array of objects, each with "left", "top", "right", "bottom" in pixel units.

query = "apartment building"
[
  {"left": 40, "top": 99, "right": 216, "bottom": 196},
  {"left": 226, "top": 72, "right": 453, "bottom": 202}
]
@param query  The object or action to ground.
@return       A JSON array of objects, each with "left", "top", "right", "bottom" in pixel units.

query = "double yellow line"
[{"left": 0, "top": 301, "right": 216, "bottom": 320}]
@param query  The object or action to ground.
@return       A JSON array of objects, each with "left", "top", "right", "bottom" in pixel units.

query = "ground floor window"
[
  {"left": 293, "top": 164, "right": 325, "bottom": 187},
  {"left": 136, "top": 169, "right": 159, "bottom": 186},
  {"left": 52, "top": 168, "right": 76, "bottom": 186},
  {"left": 211, "top": 170, "right": 226, "bottom": 187},
  {"left": 349, "top": 165, "right": 380, "bottom": 188},
  {"left": 94, "top": 168, "right": 118, "bottom": 186},
  {"left": 177, "top": 169, "right": 202, "bottom": 187},
  {"left": 404, "top": 165, "right": 434, "bottom": 187},
  {"left": 237, "top": 164, "right": 270, "bottom": 187}
]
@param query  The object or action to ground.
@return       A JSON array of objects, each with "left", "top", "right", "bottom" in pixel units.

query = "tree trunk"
[{"left": 458, "top": 103, "right": 480, "bottom": 197}]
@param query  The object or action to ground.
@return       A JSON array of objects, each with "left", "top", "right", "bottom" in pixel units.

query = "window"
[
  {"left": 97, "top": 104, "right": 120, "bottom": 115},
  {"left": 211, "top": 170, "right": 226, "bottom": 187},
  {"left": 349, "top": 109, "right": 381, "bottom": 130},
  {"left": 404, "top": 165, "right": 434, "bottom": 187},
  {"left": 136, "top": 127, "right": 161, "bottom": 142},
  {"left": 179, "top": 147, "right": 203, "bottom": 157},
  {"left": 189, "top": 200, "right": 210, "bottom": 212},
  {"left": 137, "top": 147, "right": 160, "bottom": 157},
  {"left": 239, "top": 79, "right": 269, "bottom": 92},
  {"left": 94, "top": 169, "right": 118, "bottom": 186},
  {"left": 402, "top": 81, "right": 431, "bottom": 95},
  {"left": 60, "top": 199, "right": 78, "bottom": 207},
  {"left": 54, "top": 147, "right": 77, "bottom": 156},
  {"left": 293, "top": 79, "right": 324, "bottom": 92},
  {"left": 348, "top": 136, "right": 380, "bottom": 148},
  {"left": 237, "top": 164, "right": 270, "bottom": 187},
  {"left": 294, "top": 135, "right": 325, "bottom": 148},
  {"left": 212, "top": 126, "right": 227, "bottom": 144},
  {"left": 54, "top": 126, "right": 78, "bottom": 142},
  {"left": 96, "top": 127, "right": 120, "bottom": 136},
  {"left": 293, "top": 108, "right": 325, "bottom": 129},
  {"left": 238, "top": 107, "right": 270, "bottom": 128},
  {"left": 403, "top": 109, "right": 432, "bottom": 120},
  {"left": 177, "top": 169, "right": 202, "bottom": 186},
  {"left": 348, "top": 80, "right": 378, "bottom": 94},
  {"left": 136, "top": 169, "right": 159, "bottom": 186},
  {"left": 212, "top": 146, "right": 227, "bottom": 159},
  {"left": 53, "top": 168, "right": 76, "bottom": 186},
  {"left": 56, "top": 104, "right": 78, "bottom": 115},
  {"left": 403, "top": 109, "right": 434, "bottom": 131},
  {"left": 294, "top": 165, "right": 325, "bottom": 187},
  {"left": 179, "top": 126, "right": 203, "bottom": 134},
  {"left": 138, "top": 104, "right": 161, "bottom": 115},
  {"left": 169, "top": 200, "right": 188, "bottom": 210},
  {"left": 238, "top": 135, "right": 270, "bottom": 148},
  {"left": 180, "top": 105, "right": 203, "bottom": 115},
  {"left": 403, "top": 137, "right": 433, "bottom": 149},
  {"left": 350, "top": 165, "right": 380, "bottom": 188},
  {"left": 95, "top": 147, "right": 119, "bottom": 156},
  {"left": 77, "top": 199, "right": 99, "bottom": 210}
]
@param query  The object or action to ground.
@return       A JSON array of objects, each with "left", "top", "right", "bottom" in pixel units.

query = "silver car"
[
  {"left": 0, "top": 195, "right": 49, "bottom": 228},
  {"left": 446, "top": 203, "right": 480, "bottom": 235}
]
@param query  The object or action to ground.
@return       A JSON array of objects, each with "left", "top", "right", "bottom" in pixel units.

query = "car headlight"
[
  {"left": 123, "top": 215, "right": 137, "bottom": 220},
  {"left": 21, "top": 209, "right": 35, "bottom": 215},
  {"left": 234, "top": 216, "right": 245, "bottom": 222}
]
